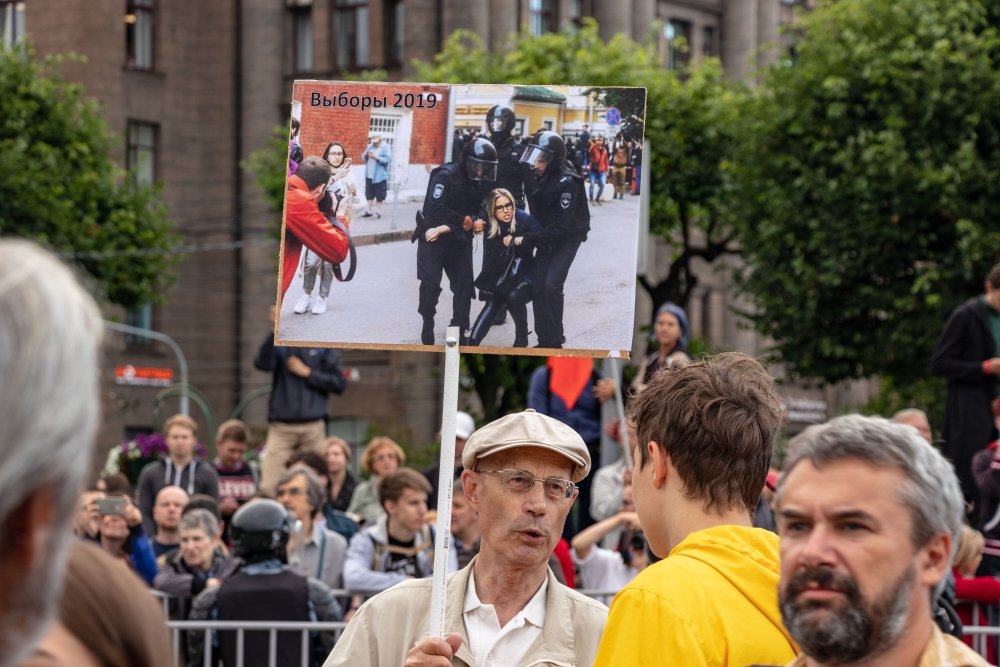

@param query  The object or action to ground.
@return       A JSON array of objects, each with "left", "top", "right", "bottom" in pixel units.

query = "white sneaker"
[
  {"left": 311, "top": 296, "right": 327, "bottom": 314},
  {"left": 293, "top": 294, "right": 312, "bottom": 314}
]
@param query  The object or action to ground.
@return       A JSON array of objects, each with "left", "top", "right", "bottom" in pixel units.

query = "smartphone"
[{"left": 96, "top": 497, "right": 127, "bottom": 516}]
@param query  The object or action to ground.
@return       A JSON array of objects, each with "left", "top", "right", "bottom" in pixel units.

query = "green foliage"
[
  {"left": 416, "top": 20, "right": 749, "bottom": 365},
  {"left": 732, "top": 0, "right": 1000, "bottom": 384},
  {"left": 0, "top": 46, "right": 176, "bottom": 308},
  {"left": 243, "top": 125, "right": 289, "bottom": 217},
  {"left": 460, "top": 354, "right": 541, "bottom": 423},
  {"left": 861, "top": 375, "right": 947, "bottom": 434}
]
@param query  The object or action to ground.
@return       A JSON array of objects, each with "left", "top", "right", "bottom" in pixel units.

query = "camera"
[{"left": 96, "top": 497, "right": 126, "bottom": 516}]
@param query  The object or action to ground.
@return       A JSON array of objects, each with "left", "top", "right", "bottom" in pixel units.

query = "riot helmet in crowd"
[
  {"left": 230, "top": 499, "right": 292, "bottom": 564},
  {"left": 485, "top": 105, "right": 516, "bottom": 142},
  {"left": 519, "top": 130, "right": 566, "bottom": 179},
  {"left": 461, "top": 137, "right": 499, "bottom": 182}
]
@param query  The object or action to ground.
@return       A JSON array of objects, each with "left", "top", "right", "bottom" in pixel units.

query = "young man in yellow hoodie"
[{"left": 595, "top": 353, "right": 797, "bottom": 666}]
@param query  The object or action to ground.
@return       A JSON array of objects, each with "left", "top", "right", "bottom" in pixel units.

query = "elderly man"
[
  {"left": 325, "top": 409, "right": 608, "bottom": 666},
  {"left": 775, "top": 414, "right": 986, "bottom": 666},
  {"left": 0, "top": 239, "right": 103, "bottom": 667},
  {"left": 891, "top": 407, "right": 934, "bottom": 445}
]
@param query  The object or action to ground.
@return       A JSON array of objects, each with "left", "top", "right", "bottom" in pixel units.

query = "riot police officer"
[
  {"left": 414, "top": 137, "right": 498, "bottom": 345},
  {"left": 485, "top": 104, "right": 527, "bottom": 209},
  {"left": 519, "top": 131, "right": 590, "bottom": 349},
  {"left": 188, "top": 500, "right": 341, "bottom": 667}
]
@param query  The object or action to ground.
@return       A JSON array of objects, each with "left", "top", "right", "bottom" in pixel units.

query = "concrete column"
[
  {"left": 404, "top": 0, "right": 440, "bottom": 74},
  {"left": 443, "top": 0, "right": 489, "bottom": 45},
  {"left": 756, "top": 0, "right": 780, "bottom": 70},
  {"left": 490, "top": 0, "right": 518, "bottom": 51},
  {"left": 593, "top": 0, "right": 631, "bottom": 42},
  {"left": 721, "top": 0, "right": 757, "bottom": 80},
  {"left": 631, "top": 0, "right": 655, "bottom": 42}
]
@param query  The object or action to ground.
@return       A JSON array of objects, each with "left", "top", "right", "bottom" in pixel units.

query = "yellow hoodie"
[{"left": 594, "top": 524, "right": 797, "bottom": 667}]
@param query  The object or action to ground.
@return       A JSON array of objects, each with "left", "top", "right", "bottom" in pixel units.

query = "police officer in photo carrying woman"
[
  {"left": 519, "top": 131, "right": 590, "bottom": 349},
  {"left": 413, "top": 137, "right": 499, "bottom": 345}
]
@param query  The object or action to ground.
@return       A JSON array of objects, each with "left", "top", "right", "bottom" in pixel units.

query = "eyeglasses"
[
  {"left": 495, "top": 202, "right": 514, "bottom": 211},
  {"left": 328, "top": 151, "right": 344, "bottom": 156},
  {"left": 276, "top": 487, "right": 306, "bottom": 498},
  {"left": 480, "top": 469, "right": 577, "bottom": 499}
]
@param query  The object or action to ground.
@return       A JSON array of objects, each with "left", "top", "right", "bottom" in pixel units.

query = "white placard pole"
[
  {"left": 428, "top": 326, "right": 460, "bottom": 638},
  {"left": 610, "top": 358, "right": 632, "bottom": 468}
]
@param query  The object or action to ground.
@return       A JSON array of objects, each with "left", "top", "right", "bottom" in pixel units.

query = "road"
[{"left": 276, "top": 192, "right": 640, "bottom": 356}]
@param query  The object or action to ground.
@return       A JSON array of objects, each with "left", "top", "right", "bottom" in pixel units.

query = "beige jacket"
[{"left": 324, "top": 558, "right": 608, "bottom": 667}]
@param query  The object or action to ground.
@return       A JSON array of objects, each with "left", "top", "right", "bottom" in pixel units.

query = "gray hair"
[
  {"left": 278, "top": 466, "right": 326, "bottom": 517},
  {"left": 0, "top": 239, "right": 103, "bottom": 664},
  {"left": 776, "top": 414, "right": 963, "bottom": 561},
  {"left": 891, "top": 408, "right": 928, "bottom": 423},
  {"left": 180, "top": 508, "right": 219, "bottom": 538}
]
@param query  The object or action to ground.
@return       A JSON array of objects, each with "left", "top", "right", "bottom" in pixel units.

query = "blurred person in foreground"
[
  {"left": 18, "top": 541, "right": 172, "bottom": 667},
  {"left": 0, "top": 239, "right": 103, "bottom": 667},
  {"left": 325, "top": 409, "right": 607, "bottom": 667},
  {"left": 774, "top": 414, "right": 984, "bottom": 666},
  {"left": 595, "top": 353, "right": 796, "bottom": 667}
]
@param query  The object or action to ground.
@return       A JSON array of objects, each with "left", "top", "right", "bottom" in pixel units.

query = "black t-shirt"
[{"left": 384, "top": 535, "right": 423, "bottom": 578}]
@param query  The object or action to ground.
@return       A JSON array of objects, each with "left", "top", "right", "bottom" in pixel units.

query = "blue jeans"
[{"left": 588, "top": 171, "right": 606, "bottom": 201}]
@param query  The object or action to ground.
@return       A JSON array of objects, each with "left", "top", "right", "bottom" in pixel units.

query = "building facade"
[{"left": 12, "top": 0, "right": 829, "bottom": 470}]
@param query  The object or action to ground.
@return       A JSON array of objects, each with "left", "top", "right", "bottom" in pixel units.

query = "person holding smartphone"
[{"left": 94, "top": 494, "right": 158, "bottom": 585}]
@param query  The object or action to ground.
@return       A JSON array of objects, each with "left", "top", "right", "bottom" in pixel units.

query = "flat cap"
[{"left": 462, "top": 409, "right": 591, "bottom": 482}]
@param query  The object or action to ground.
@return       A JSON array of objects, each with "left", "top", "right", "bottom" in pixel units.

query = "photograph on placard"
[{"left": 275, "top": 81, "right": 645, "bottom": 358}]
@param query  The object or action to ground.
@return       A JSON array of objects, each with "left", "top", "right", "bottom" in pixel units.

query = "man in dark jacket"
[
  {"left": 931, "top": 262, "right": 1000, "bottom": 506},
  {"left": 255, "top": 306, "right": 347, "bottom": 495}
]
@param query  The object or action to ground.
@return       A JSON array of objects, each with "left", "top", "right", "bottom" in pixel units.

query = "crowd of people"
[{"left": 4, "top": 237, "right": 1000, "bottom": 667}]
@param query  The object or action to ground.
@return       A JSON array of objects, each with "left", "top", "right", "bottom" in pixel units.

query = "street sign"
[{"left": 606, "top": 106, "right": 621, "bottom": 126}]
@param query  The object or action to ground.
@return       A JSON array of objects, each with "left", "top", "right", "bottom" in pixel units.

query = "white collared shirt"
[{"left": 463, "top": 569, "right": 548, "bottom": 667}]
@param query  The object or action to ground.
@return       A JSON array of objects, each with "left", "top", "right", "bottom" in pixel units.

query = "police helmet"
[
  {"left": 485, "top": 105, "right": 516, "bottom": 139},
  {"left": 519, "top": 131, "right": 566, "bottom": 178},
  {"left": 461, "top": 137, "right": 499, "bottom": 182},
  {"left": 230, "top": 499, "right": 291, "bottom": 564}
]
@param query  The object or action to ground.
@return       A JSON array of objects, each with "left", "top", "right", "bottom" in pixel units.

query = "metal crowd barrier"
[
  {"left": 154, "top": 587, "right": 625, "bottom": 666},
  {"left": 168, "top": 619, "right": 348, "bottom": 667}
]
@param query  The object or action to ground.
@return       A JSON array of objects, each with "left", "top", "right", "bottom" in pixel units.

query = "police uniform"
[
  {"left": 524, "top": 164, "right": 590, "bottom": 348},
  {"left": 416, "top": 163, "right": 489, "bottom": 338},
  {"left": 494, "top": 135, "right": 527, "bottom": 209}
]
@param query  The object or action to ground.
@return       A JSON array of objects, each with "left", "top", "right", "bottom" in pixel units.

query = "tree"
[
  {"left": 413, "top": 20, "right": 748, "bottom": 409},
  {"left": 0, "top": 47, "right": 176, "bottom": 308},
  {"left": 731, "top": 0, "right": 1000, "bottom": 385}
]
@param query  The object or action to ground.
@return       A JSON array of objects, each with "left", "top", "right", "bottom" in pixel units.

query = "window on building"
[
  {"left": 125, "top": 301, "right": 153, "bottom": 346},
  {"left": 527, "top": 0, "right": 555, "bottom": 36},
  {"left": 126, "top": 121, "right": 157, "bottom": 186},
  {"left": 291, "top": 6, "right": 313, "bottom": 73},
  {"left": 702, "top": 25, "right": 716, "bottom": 57},
  {"left": 567, "top": 0, "right": 583, "bottom": 29},
  {"left": 126, "top": 121, "right": 157, "bottom": 187},
  {"left": 335, "top": 0, "right": 368, "bottom": 69},
  {"left": 124, "top": 0, "right": 154, "bottom": 70},
  {"left": 384, "top": 0, "right": 403, "bottom": 67},
  {"left": 0, "top": 1, "right": 25, "bottom": 50},
  {"left": 664, "top": 18, "right": 691, "bottom": 71},
  {"left": 369, "top": 113, "right": 397, "bottom": 150}
]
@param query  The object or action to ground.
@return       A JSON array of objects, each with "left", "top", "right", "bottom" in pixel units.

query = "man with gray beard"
[
  {"left": 774, "top": 414, "right": 987, "bottom": 666},
  {"left": 0, "top": 239, "right": 103, "bottom": 667}
]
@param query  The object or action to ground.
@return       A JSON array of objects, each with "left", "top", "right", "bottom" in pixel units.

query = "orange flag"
[{"left": 547, "top": 357, "right": 593, "bottom": 411}]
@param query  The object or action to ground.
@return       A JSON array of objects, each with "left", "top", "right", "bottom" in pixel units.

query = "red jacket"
[
  {"left": 588, "top": 144, "right": 609, "bottom": 174},
  {"left": 953, "top": 567, "right": 1000, "bottom": 662},
  {"left": 280, "top": 175, "right": 349, "bottom": 297}
]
